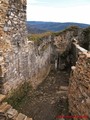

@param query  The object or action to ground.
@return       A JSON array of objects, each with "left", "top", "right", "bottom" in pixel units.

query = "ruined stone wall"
[
  {"left": 53, "top": 26, "right": 90, "bottom": 54},
  {"left": 52, "top": 27, "right": 80, "bottom": 70},
  {"left": 53, "top": 26, "right": 80, "bottom": 50},
  {"left": 0, "top": 0, "right": 52, "bottom": 95},
  {"left": 53, "top": 31, "right": 74, "bottom": 54},
  {"left": 27, "top": 37, "right": 52, "bottom": 88},
  {"left": 68, "top": 43, "right": 90, "bottom": 119},
  {"left": 52, "top": 28, "right": 90, "bottom": 117}
]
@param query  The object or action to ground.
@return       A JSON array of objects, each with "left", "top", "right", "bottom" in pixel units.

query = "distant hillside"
[
  {"left": 27, "top": 21, "right": 90, "bottom": 33},
  {"left": 27, "top": 25, "right": 47, "bottom": 34}
]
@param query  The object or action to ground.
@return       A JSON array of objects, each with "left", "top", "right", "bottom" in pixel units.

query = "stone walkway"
[{"left": 17, "top": 69, "right": 70, "bottom": 120}]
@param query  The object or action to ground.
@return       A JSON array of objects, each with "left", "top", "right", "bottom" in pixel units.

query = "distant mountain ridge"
[
  {"left": 27, "top": 21, "right": 90, "bottom": 33},
  {"left": 27, "top": 26, "right": 47, "bottom": 34}
]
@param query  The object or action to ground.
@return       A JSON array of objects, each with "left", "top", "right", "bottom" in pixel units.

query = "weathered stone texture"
[
  {"left": 1, "top": 1, "right": 90, "bottom": 117},
  {"left": 68, "top": 44, "right": 90, "bottom": 119},
  {"left": 54, "top": 28, "right": 90, "bottom": 118},
  {"left": 0, "top": 0, "right": 52, "bottom": 95},
  {"left": 53, "top": 31, "right": 73, "bottom": 54},
  {"left": 53, "top": 26, "right": 80, "bottom": 54},
  {"left": 1, "top": 38, "right": 52, "bottom": 95}
]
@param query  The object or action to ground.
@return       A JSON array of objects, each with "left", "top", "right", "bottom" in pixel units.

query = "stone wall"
[
  {"left": 52, "top": 27, "right": 81, "bottom": 70},
  {"left": 1, "top": 1, "right": 90, "bottom": 116},
  {"left": 52, "top": 28, "right": 90, "bottom": 117},
  {"left": 2, "top": 40, "right": 52, "bottom": 94},
  {"left": 0, "top": 0, "right": 27, "bottom": 46},
  {"left": 52, "top": 27, "right": 90, "bottom": 70},
  {"left": 53, "top": 26, "right": 90, "bottom": 54},
  {"left": 68, "top": 43, "right": 90, "bottom": 119},
  {"left": 53, "top": 27, "right": 79, "bottom": 54},
  {"left": 0, "top": 0, "right": 52, "bottom": 95}
]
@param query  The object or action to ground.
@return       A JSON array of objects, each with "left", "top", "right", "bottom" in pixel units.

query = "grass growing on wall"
[
  {"left": 53, "top": 26, "right": 79, "bottom": 36},
  {"left": 28, "top": 32, "right": 52, "bottom": 46}
]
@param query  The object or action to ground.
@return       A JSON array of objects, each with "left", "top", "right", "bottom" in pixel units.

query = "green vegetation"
[
  {"left": 83, "top": 27, "right": 90, "bottom": 39},
  {"left": 6, "top": 82, "right": 33, "bottom": 109},
  {"left": 82, "top": 27, "right": 90, "bottom": 50},
  {"left": 52, "top": 26, "right": 79, "bottom": 36},
  {"left": 28, "top": 26, "right": 79, "bottom": 45},
  {"left": 28, "top": 32, "right": 52, "bottom": 46},
  {"left": 27, "top": 21, "right": 89, "bottom": 33}
]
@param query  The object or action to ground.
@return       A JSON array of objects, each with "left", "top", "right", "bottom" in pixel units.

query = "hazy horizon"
[
  {"left": 27, "top": 20, "right": 90, "bottom": 25},
  {"left": 27, "top": 0, "right": 90, "bottom": 24}
]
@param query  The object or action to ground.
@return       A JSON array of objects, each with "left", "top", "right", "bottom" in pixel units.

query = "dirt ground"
[{"left": 17, "top": 69, "right": 70, "bottom": 120}]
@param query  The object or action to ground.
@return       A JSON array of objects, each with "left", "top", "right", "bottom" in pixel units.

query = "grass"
[
  {"left": 52, "top": 26, "right": 79, "bottom": 36},
  {"left": 5, "top": 82, "right": 33, "bottom": 109},
  {"left": 28, "top": 32, "right": 52, "bottom": 46}
]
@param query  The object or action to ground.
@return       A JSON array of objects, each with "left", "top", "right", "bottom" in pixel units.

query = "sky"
[{"left": 27, "top": 0, "right": 90, "bottom": 24}]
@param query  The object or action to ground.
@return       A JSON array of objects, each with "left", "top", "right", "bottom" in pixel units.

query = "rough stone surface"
[
  {"left": 0, "top": 0, "right": 52, "bottom": 95},
  {"left": 52, "top": 29, "right": 90, "bottom": 119},
  {"left": 68, "top": 42, "right": 90, "bottom": 119},
  {"left": 0, "top": 0, "right": 90, "bottom": 118},
  {"left": 53, "top": 27, "right": 81, "bottom": 54}
]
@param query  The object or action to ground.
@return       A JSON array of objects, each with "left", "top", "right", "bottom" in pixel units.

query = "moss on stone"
[{"left": 5, "top": 82, "right": 33, "bottom": 109}]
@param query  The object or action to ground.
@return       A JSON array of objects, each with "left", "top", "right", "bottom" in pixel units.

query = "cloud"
[
  {"left": 28, "top": 0, "right": 48, "bottom": 5},
  {"left": 27, "top": 4, "right": 90, "bottom": 24},
  {"left": 30, "top": 0, "right": 38, "bottom": 4}
]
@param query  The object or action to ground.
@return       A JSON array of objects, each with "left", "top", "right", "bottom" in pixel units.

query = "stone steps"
[
  {"left": 15, "top": 113, "right": 27, "bottom": 120},
  {"left": 0, "top": 102, "right": 11, "bottom": 113},
  {"left": 0, "top": 94, "right": 32, "bottom": 120},
  {"left": 0, "top": 94, "right": 6, "bottom": 103},
  {"left": 7, "top": 108, "right": 18, "bottom": 119}
]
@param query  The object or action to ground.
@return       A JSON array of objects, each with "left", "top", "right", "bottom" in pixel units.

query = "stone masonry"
[
  {"left": 0, "top": 0, "right": 90, "bottom": 118},
  {"left": 0, "top": 0, "right": 52, "bottom": 95},
  {"left": 53, "top": 30, "right": 90, "bottom": 119},
  {"left": 68, "top": 42, "right": 90, "bottom": 119}
]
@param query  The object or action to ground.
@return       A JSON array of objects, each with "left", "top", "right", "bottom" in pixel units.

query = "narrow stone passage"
[{"left": 17, "top": 68, "right": 70, "bottom": 120}]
